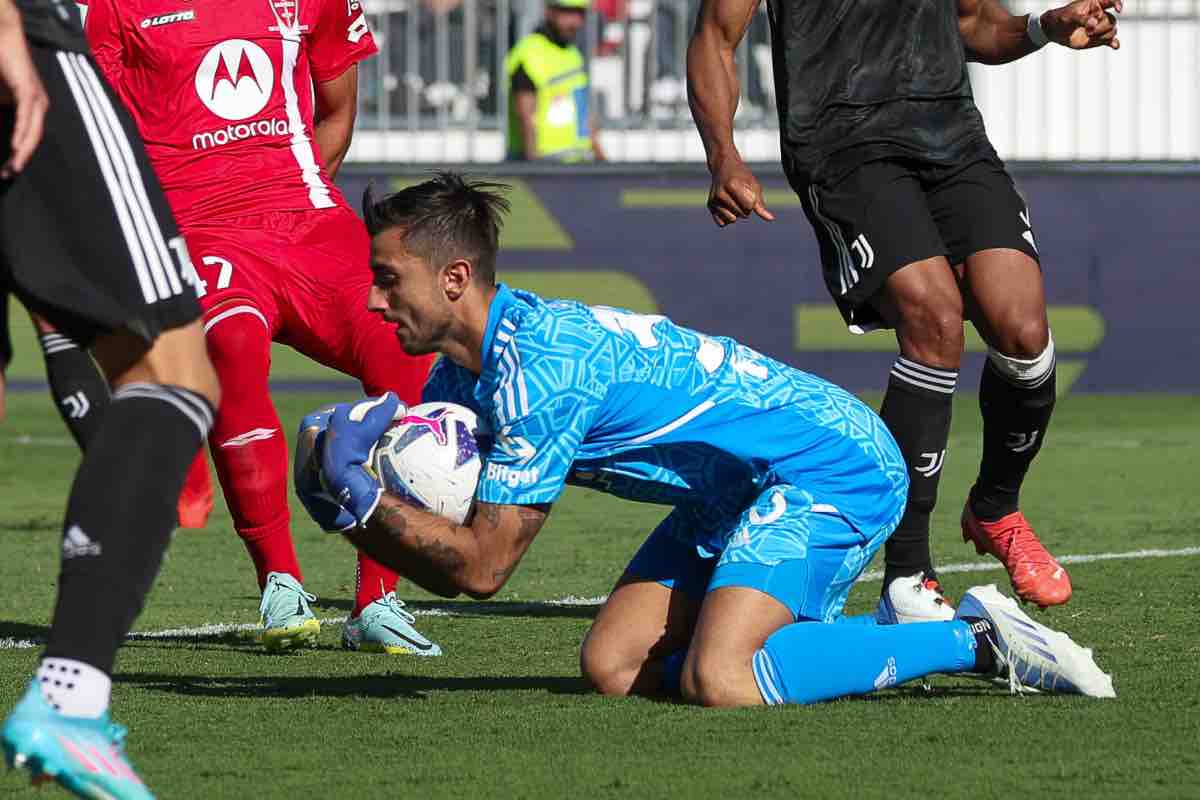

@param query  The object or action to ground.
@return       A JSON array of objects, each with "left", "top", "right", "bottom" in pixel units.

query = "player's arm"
[
  {"left": 687, "top": 0, "right": 773, "bottom": 227},
  {"left": 347, "top": 497, "right": 551, "bottom": 599},
  {"left": 308, "top": 0, "right": 376, "bottom": 178},
  {"left": 0, "top": 0, "right": 49, "bottom": 177},
  {"left": 958, "top": 0, "right": 1121, "bottom": 65},
  {"left": 313, "top": 65, "right": 358, "bottom": 180},
  {"left": 301, "top": 391, "right": 555, "bottom": 597}
]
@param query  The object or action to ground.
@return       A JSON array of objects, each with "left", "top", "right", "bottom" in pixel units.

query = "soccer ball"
[{"left": 371, "top": 402, "right": 486, "bottom": 524}]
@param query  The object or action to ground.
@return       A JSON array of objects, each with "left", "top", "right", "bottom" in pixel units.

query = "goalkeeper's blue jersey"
[{"left": 423, "top": 285, "right": 907, "bottom": 552}]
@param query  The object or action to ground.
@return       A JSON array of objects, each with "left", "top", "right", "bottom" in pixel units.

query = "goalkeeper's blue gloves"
[
  {"left": 320, "top": 393, "right": 405, "bottom": 527},
  {"left": 294, "top": 404, "right": 356, "bottom": 532}
]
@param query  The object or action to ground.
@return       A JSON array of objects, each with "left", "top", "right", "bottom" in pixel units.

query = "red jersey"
[{"left": 80, "top": 0, "right": 376, "bottom": 228}]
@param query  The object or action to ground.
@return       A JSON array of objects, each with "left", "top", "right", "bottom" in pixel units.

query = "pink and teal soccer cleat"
[{"left": 2, "top": 681, "right": 154, "bottom": 799}]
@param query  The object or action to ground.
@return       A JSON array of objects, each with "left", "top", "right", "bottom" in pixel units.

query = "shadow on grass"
[
  {"left": 114, "top": 672, "right": 592, "bottom": 699},
  {"left": 311, "top": 597, "right": 601, "bottom": 619},
  {"left": 0, "top": 517, "right": 60, "bottom": 533},
  {"left": 0, "top": 621, "right": 50, "bottom": 642}
]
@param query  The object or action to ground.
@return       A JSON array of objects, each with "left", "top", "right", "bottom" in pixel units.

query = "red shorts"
[{"left": 183, "top": 206, "right": 430, "bottom": 398}]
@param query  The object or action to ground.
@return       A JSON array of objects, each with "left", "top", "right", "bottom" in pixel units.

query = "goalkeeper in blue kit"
[{"left": 297, "top": 173, "right": 1114, "bottom": 706}]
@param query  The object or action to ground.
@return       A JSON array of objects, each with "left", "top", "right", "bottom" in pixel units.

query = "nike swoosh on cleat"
[{"left": 380, "top": 625, "right": 433, "bottom": 651}]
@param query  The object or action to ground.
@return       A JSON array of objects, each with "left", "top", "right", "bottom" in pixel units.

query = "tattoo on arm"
[
  {"left": 489, "top": 506, "right": 547, "bottom": 582},
  {"left": 356, "top": 496, "right": 549, "bottom": 598},
  {"left": 358, "top": 498, "right": 471, "bottom": 596}
]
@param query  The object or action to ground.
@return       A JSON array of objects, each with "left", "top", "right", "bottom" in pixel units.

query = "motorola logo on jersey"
[{"left": 194, "top": 39, "right": 275, "bottom": 121}]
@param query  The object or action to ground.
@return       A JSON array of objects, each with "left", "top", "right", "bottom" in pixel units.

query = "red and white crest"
[{"left": 266, "top": 0, "right": 304, "bottom": 34}]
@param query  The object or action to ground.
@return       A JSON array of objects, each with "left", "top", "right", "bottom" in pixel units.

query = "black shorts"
[
  {"left": 797, "top": 153, "right": 1040, "bottom": 332},
  {"left": 0, "top": 45, "right": 199, "bottom": 353}
]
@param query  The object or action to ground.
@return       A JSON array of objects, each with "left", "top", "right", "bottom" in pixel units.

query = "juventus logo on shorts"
[{"left": 806, "top": 186, "right": 875, "bottom": 295}]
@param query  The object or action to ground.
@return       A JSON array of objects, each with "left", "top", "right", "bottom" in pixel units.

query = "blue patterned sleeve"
[{"left": 476, "top": 338, "right": 603, "bottom": 506}]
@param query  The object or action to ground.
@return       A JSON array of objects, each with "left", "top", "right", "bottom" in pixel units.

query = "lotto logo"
[
  {"left": 141, "top": 10, "right": 195, "bottom": 27},
  {"left": 194, "top": 39, "right": 274, "bottom": 121},
  {"left": 486, "top": 462, "right": 540, "bottom": 488}
]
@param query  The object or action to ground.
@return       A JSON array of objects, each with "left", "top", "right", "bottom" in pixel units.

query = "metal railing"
[{"left": 349, "top": 0, "right": 1200, "bottom": 162}]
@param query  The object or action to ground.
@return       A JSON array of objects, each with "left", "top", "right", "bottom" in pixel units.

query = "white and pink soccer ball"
[{"left": 371, "top": 402, "right": 486, "bottom": 524}]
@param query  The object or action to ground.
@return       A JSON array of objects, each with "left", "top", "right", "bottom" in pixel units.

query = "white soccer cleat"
[
  {"left": 956, "top": 584, "right": 1116, "bottom": 698},
  {"left": 875, "top": 573, "right": 956, "bottom": 624}
]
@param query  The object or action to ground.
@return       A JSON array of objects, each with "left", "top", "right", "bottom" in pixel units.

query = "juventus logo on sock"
[
  {"left": 1005, "top": 430, "right": 1040, "bottom": 453},
  {"left": 915, "top": 450, "right": 946, "bottom": 477},
  {"left": 61, "top": 391, "right": 91, "bottom": 420}
]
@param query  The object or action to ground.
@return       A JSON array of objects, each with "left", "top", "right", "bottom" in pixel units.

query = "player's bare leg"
[
  {"left": 580, "top": 575, "right": 701, "bottom": 697},
  {"left": 960, "top": 248, "right": 1070, "bottom": 607},
  {"left": 872, "top": 257, "right": 963, "bottom": 622},
  {"left": 679, "top": 587, "right": 793, "bottom": 707}
]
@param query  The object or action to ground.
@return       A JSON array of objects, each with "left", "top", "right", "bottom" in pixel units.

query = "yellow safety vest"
[{"left": 506, "top": 32, "right": 593, "bottom": 161}]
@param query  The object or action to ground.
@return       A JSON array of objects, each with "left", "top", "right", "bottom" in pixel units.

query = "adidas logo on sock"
[
  {"left": 62, "top": 525, "right": 101, "bottom": 559},
  {"left": 873, "top": 656, "right": 898, "bottom": 690}
]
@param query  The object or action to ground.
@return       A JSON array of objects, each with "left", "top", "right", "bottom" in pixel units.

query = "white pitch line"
[
  {"left": 857, "top": 545, "right": 1200, "bottom": 582},
  {"left": 7, "top": 436, "right": 76, "bottom": 448},
  {"left": 1, "top": 546, "right": 1197, "bottom": 651}
]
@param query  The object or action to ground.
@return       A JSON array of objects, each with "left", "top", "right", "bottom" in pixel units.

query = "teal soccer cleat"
[
  {"left": 2, "top": 681, "right": 154, "bottom": 799},
  {"left": 258, "top": 571, "right": 321, "bottom": 651},
  {"left": 342, "top": 592, "right": 442, "bottom": 656}
]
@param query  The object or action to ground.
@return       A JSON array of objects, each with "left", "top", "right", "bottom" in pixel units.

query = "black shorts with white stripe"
[
  {"left": 0, "top": 44, "right": 200, "bottom": 349},
  {"left": 795, "top": 151, "right": 1040, "bottom": 334}
]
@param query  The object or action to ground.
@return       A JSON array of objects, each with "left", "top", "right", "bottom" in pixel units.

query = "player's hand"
[
  {"left": 1043, "top": 0, "right": 1121, "bottom": 50},
  {"left": 0, "top": 21, "right": 49, "bottom": 178},
  {"left": 706, "top": 154, "right": 775, "bottom": 227},
  {"left": 294, "top": 406, "right": 357, "bottom": 532},
  {"left": 319, "top": 393, "right": 406, "bottom": 527}
]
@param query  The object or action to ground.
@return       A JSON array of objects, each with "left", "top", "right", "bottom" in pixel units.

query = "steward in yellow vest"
[{"left": 506, "top": 0, "right": 604, "bottom": 161}]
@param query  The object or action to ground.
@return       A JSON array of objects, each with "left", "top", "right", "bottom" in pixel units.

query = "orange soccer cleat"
[
  {"left": 961, "top": 504, "right": 1072, "bottom": 609},
  {"left": 177, "top": 449, "right": 214, "bottom": 530}
]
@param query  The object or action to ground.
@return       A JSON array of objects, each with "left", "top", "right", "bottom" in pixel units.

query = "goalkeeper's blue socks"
[{"left": 752, "top": 619, "right": 979, "bottom": 705}]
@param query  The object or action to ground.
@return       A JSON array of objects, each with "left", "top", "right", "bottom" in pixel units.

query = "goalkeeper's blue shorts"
[{"left": 625, "top": 483, "right": 900, "bottom": 622}]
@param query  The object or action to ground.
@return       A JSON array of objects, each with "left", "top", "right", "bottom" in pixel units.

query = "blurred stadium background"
[
  {"left": 345, "top": 0, "right": 1200, "bottom": 162},
  {"left": 9, "top": 0, "right": 1197, "bottom": 395}
]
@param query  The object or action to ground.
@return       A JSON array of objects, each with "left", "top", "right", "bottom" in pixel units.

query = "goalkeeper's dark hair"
[{"left": 363, "top": 172, "right": 511, "bottom": 284}]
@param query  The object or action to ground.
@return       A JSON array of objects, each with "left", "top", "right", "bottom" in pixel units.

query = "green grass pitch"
[{"left": 1, "top": 390, "right": 1198, "bottom": 798}]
